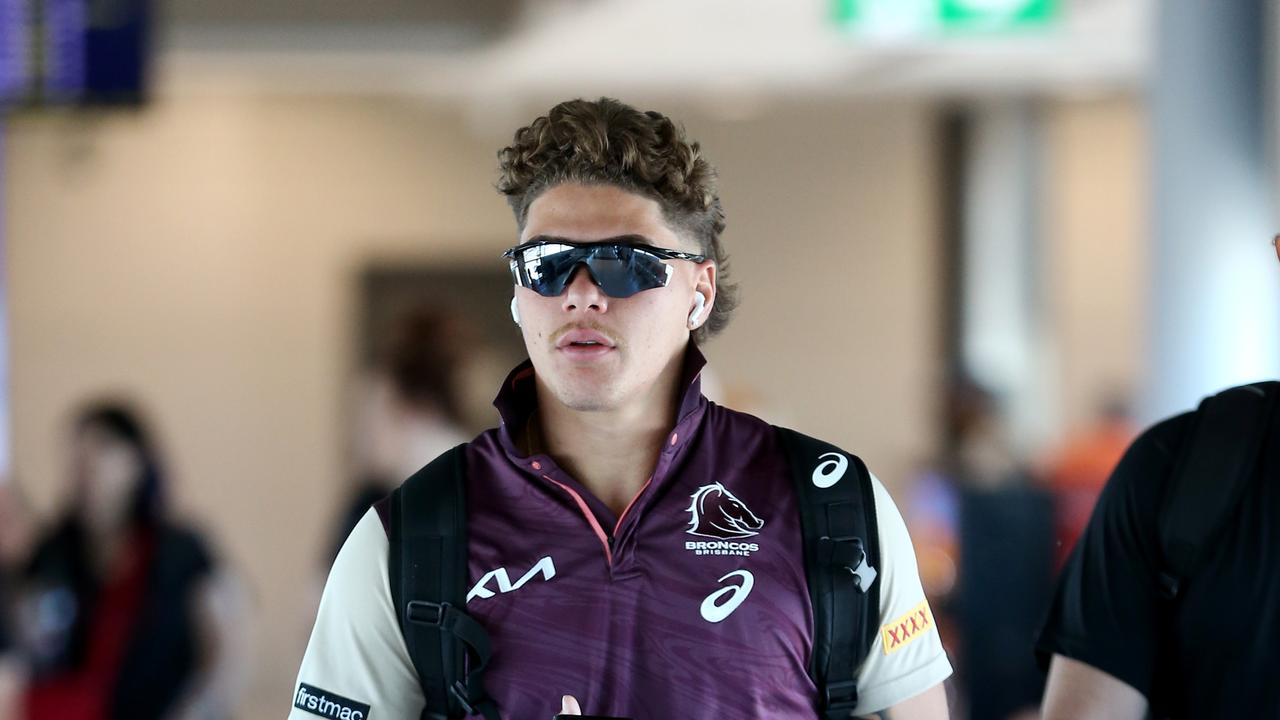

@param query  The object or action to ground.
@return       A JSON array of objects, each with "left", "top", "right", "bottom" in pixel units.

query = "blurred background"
[{"left": 0, "top": 0, "right": 1276, "bottom": 718}]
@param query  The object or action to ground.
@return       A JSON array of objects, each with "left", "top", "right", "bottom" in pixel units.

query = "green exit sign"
[
  {"left": 833, "top": 0, "right": 1059, "bottom": 36},
  {"left": 941, "top": 0, "right": 1057, "bottom": 28}
]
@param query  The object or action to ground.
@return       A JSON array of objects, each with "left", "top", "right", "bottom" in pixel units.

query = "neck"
[{"left": 532, "top": 352, "right": 686, "bottom": 517}]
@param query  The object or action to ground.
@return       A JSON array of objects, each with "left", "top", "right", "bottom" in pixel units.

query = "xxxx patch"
[{"left": 880, "top": 599, "right": 936, "bottom": 656}]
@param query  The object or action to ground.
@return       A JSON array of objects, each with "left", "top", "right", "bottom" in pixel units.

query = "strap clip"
[
  {"left": 406, "top": 600, "right": 448, "bottom": 626},
  {"left": 823, "top": 678, "right": 859, "bottom": 713},
  {"left": 818, "top": 536, "right": 877, "bottom": 592},
  {"left": 450, "top": 681, "right": 477, "bottom": 715},
  {"left": 818, "top": 535, "right": 863, "bottom": 566}
]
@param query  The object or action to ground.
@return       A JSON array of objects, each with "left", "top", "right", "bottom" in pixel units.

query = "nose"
[{"left": 561, "top": 265, "right": 609, "bottom": 315}]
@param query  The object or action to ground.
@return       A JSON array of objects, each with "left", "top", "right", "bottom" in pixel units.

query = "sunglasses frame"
[
  {"left": 502, "top": 239, "right": 707, "bottom": 264},
  {"left": 501, "top": 239, "right": 708, "bottom": 298}
]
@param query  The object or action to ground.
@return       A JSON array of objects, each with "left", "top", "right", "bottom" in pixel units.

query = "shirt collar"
[{"left": 493, "top": 343, "right": 710, "bottom": 456}]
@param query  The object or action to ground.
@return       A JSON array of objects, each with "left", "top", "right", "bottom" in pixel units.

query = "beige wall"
[
  {"left": 5, "top": 95, "right": 942, "bottom": 716},
  {"left": 698, "top": 101, "right": 941, "bottom": 472},
  {"left": 1043, "top": 96, "right": 1146, "bottom": 435}
]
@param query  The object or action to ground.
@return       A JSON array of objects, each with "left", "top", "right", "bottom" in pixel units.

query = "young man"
[
  {"left": 1036, "top": 237, "right": 1280, "bottom": 718},
  {"left": 290, "top": 98, "right": 951, "bottom": 719}
]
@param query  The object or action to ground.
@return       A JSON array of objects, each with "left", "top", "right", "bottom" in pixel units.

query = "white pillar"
[
  {"left": 1146, "top": 0, "right": 1279, "bottom": 420},
  {"left": 961, "top": 101, "right": 1056, "bottom": 454}
]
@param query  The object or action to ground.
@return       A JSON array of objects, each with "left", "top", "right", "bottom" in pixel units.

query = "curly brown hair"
[{"left": 496, "top": 97, "right": 738, "bottom": 343}]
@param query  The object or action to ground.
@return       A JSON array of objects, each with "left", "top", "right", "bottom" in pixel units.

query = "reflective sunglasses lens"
[
  {"left": 515, "top": 243, "right": 582, "bottom": 296},
  {"left": 591, "top": 246, "right": 669, "bottom": 298},
  {"left": 512, "top": 244, "right": 672, "bottom": 298}
]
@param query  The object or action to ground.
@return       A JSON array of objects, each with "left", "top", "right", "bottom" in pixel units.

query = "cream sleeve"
[
  {"left": 851, "top": 473, "right": 954, "bottom": 714},
  {"left": 288, "top": 509, "right": 425, "bottom": 720}
]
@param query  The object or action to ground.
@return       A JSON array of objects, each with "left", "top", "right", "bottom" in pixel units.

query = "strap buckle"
[
  {"left": 818, "top": 535, "right": 863, "bottom": 566},
  {"left": 406, "top": 600, "right": 448, "bottom": 626},
  {"left": 818, "top": 536, "right": 877, "bottom": 592},
  {"left": 451, "top": 679, "right": 501, "bottom": 719},
  {"left": 450, "top": 681, "right": 477, "bottom": 715},
  {"left": 823, "top": 678, "right": 859, "bottom": 713}
]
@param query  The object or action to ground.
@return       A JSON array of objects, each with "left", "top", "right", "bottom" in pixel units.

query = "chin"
[
  {"left": 552, "top": 379, "right": 623, "bottom": 413},
  {"left": 560, "top": 398, "right": 615, "bottom": 412}
]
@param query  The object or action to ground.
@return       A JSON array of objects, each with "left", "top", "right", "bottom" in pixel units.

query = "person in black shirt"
[
  {"left": 1034, "top": 234, "right": 1280, "bottom": 712},
  {"left": 16, "top": 400, "right": 247, "bottom": 720}
]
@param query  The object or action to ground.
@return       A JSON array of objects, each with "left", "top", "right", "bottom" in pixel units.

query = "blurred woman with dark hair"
[
  {"left": 15, "top": 400, "right": 246, "bottom": 720},
  {"left": 330, "top": 304, "right": 474, "bottom": 565}
]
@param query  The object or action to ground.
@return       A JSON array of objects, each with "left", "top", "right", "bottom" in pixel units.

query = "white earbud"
[
  {"left": 688, "top": 292, "right": 707, "bottom": 328},
  {"left": 510, "top": 296, "right": 521, "bottom": 327}
]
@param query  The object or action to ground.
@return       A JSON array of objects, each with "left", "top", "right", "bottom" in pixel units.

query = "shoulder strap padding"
[
  {"left": 1158, "top": 381, "right": 1280, "bottom": 598},
  {"left": 775, "top": 426, "right": 881, "bottom": 719},
  {"left": 388, "top": 445, "right": 471, "bottom": 719}
]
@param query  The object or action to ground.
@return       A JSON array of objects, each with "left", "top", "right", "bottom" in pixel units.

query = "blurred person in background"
[
  {"left": 0, "top": 653, "right": 16, "bottom": 720},
  {"left": 291, "top": 97, "right": 952, "bottom": 719},
  {"left": 14, "top": 400, "right": 247, "bottom": 720},
  {"left": 1037, "top": 237, "right": 1280, "bottom": 718},
  {"left": 1037, "top": 394, "right": 1136, "bottom": 571},
  {"left": 328, "top": 305, "right": 471, "bottom": 567},
  {"left": 907, "top": 378, "right": 1052, "bottom": 720},
  {"left": 0, "top": 483, "right": 32, "bottom": 720}
]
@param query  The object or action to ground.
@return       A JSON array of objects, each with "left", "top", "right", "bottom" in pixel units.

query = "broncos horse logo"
[{"left": 686, "top": 483, "right": 765, "bottom": 539}]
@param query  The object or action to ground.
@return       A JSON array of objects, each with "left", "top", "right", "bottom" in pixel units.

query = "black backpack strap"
[
  {"left": 1157, "top": 381, "right": 1279, "bottom": 599},
  {"left": 775, "top": 427, "right": 881, "bottom": 720},
  {"left": 388, "top": 444, "right": 501, "bottom": 720}
]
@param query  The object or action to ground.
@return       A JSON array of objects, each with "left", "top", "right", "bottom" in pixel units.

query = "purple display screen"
[
  {"left": 42, "top": 0, "right": 86, "bottom": 99},
  {"left": 0, "top": 0, "right": 30, "bottom": 102},
  {"left": 1, "top": 0, "right": 148, "bottom": 106}
]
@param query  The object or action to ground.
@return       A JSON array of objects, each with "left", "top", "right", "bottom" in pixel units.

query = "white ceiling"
[{"left": 160, "top": 0, "right": 1149, "bottom": 103}]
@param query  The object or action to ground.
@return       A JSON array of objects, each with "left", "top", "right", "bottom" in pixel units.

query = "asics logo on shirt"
[
  {"left": 700, "top": 570, "right": 755, "bottom": 623},
  {"left": 812, "top": 452, "right": 849, "bottom": 488},
  {"left": 467, "top": 556, "right": 557, "bottom": 602}
]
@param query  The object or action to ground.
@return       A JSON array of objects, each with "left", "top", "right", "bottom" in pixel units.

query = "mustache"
[{"left": 551, "top": 321, "right": 621, "bottom": 348}]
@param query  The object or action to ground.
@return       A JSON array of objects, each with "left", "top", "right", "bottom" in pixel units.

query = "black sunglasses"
[{"left": 503, "top": 238, "right": 706, "bottom": 298}]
